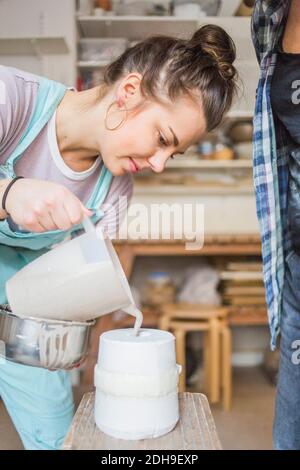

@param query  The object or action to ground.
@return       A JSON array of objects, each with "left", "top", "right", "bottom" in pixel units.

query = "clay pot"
[
  {"left": 227, "top": 120, "right": 253, "bottom": 143},
  {"left": 235, "top": 0, "right": 254, "bottom": 16}
]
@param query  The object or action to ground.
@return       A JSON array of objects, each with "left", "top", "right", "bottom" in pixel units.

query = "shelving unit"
[
  {"left": 77, "top": 15, "right": 199, "bottom": 39},
  {"left": 77, "top": 15, "right": 253, "bottom": 55}
]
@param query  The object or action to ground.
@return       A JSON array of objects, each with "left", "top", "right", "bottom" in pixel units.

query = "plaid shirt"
[{"left": 252, "top": 0, "right": 293, "bottom": 349}]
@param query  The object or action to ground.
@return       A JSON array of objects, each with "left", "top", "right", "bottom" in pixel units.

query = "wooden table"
[{"left": 63, "top": 392, "right": 222, "bottom": 450}]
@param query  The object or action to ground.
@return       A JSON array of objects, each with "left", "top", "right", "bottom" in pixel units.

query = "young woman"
[
  {"left": 0, "top": 25, "right": 237, "bottom": 449},
  {"left": 252, "top": 0, "right": 300, "bottom": 450}
]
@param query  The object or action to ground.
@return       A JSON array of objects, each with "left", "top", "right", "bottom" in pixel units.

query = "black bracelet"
[{"left": 1, "top": 176, "right": 24, "bottom": 215}]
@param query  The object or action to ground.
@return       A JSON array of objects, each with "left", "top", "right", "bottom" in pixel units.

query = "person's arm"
[{"left": 0, "top": 177, "right": 92, "bottom": 232}]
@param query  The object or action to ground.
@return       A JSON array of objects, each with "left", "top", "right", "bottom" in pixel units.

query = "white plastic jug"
[{"left": 6, "top": 219, "right": 141, "bottom": 326}]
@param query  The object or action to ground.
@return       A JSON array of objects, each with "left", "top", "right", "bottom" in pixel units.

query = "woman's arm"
[{"left": 0, "top": 177, "right": 92, "bottom": 232}]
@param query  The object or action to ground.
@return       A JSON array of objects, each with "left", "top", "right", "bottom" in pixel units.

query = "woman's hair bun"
[{"left": 189, "top": 24, "right": 237, "bottom": 82}]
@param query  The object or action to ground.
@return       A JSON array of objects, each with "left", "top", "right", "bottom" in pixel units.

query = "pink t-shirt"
[{"left": 0, "top": 65, "right": 133, "bottom": 238}]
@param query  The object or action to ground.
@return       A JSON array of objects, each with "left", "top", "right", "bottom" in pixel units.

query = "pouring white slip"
[
  {"left": 6, "top": 217, "right": 143, "bottom": 332},
  {"left": 82, "top": 216, "right": 143, "bottom": 335}
]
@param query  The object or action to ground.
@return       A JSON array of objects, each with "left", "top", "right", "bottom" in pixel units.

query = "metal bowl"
[{"left": 0, "top": 305, "right": 95, "bottom": 370}]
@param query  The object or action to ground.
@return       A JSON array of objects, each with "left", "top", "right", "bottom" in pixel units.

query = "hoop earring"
[{"left": 105, "top": 101, "right": 127, "bottom": 131}]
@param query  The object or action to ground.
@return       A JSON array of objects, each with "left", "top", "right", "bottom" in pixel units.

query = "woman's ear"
[{"left": 115, "top": 73, "right": 143, "bottom": 108}]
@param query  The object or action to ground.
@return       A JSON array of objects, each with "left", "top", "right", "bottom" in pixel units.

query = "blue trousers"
[
  {"left": 273, "top": 249, "right": 300, "bottom": 449},
  {"left": 0, "top": 360, "right": 74, "bottom": 450}
]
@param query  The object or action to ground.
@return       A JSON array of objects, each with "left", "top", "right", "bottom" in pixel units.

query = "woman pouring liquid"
[{"left": 0, "top": 26, "right": 238, "bottom": 449}]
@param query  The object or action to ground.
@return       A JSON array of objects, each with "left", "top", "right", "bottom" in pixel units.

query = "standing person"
[
  {"left": 252, "top": 0, "right": 300, "bottom": 449},
  {"left": 0, "top": 25, "right": 238, "bottom": 449}
]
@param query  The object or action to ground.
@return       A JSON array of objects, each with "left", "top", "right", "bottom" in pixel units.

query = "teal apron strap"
[{"left": 88, "top": 166, "right": 113, "bottom": 211}]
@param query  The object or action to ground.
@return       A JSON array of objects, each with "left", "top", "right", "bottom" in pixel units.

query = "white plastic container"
[
  {"left": 6, "top": 223, "right": 138, "bottom": 323},
  {"left": 94, "top": 328, "right": 181, "bottom": 440},
  {"left": 79, "top": 38, "right": 128, "bottom": 62}
]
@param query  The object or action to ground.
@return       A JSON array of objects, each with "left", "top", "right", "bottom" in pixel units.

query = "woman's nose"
[{"left": 148, "top": 152, "right": 170, "bottom": 173}]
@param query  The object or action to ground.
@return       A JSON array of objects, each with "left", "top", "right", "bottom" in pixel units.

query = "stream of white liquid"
[{"left": 123, "top": 305, "right": 143, "bottom": 336}]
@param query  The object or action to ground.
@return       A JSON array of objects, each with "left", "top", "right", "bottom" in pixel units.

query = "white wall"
[{"left": 0, "top": 0, "right": 77, "bottom": 86}]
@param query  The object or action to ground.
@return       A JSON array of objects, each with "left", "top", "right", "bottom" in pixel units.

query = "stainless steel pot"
[{"left": 0, "top": 305, "right": 95, "bottom": 370}]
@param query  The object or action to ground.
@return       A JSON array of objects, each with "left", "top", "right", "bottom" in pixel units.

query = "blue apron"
[
  {"left": 0, "top": 76, "right": 113, "bottom": 303},
  {"left": 0, "top": 75, "right": 113, "bottom": 450}
]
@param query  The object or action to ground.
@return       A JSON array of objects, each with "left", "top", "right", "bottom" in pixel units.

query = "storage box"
[{"left": 79, "top": 38, "right": 128, "bottom": 62}]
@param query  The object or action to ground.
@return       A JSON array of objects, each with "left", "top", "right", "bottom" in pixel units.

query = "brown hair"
[{"left": 104, "top": 25, "right": 238, "bottom": 132}]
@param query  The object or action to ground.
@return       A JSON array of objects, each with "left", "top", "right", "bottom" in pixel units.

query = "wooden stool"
[
  {"left": 159, "top": 303, "right": 232, "bottom": 411},
  {"left": 63, "top": 392, "right": 222, "bottom": 450}
]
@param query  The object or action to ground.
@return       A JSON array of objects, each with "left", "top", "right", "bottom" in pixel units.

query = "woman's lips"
[{"left": 128, "top": 157, "right": 139, "bottom": 173}]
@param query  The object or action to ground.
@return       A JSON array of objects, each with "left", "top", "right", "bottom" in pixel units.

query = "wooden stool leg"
[
  {"left": 203, "top": 331, "right": 211, "bottom": 396},
  {"left": 159, "top": 315, "right": 170, "bottom": 331},
  {"left": 209, "top": 318, "right": 220, "bottom": 404},
  {"left": 221, "top": 325, "right": 232, "bottom": 411},
  {"left": 175, "top": 328, "right": 186, "bottom": 392}
]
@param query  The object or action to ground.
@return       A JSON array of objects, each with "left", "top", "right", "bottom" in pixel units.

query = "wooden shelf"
[
  {"left": 78, "top": 15, "right": 197, "bottom": 39},
  {"left": 166, "top": 157, "right": 252, "bottom": 169},
  {"left": 77, "top": 16, "right": 252, "bottom": 42},
  {"left": 77, "top": 60, "right": 110, "bottom": 69},
  {"left": 226, "top": 110, "right": 254, "bottom": 119},
  {"left": 228, "top": 307, "right": 268, "bottom": 326},
  {"left": 133, "top": 184, "right": 254, "bottom": 195},
  {"left": 0, "top": 37, "right": 69, "bottom": 55}
]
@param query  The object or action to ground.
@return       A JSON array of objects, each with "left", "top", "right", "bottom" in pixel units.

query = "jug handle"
[
  {"left": 82, "top": 217, "right": 96, "bottom": 234},
  {"left": 82, "top": 216, "right": 105, "bottom": 240}
]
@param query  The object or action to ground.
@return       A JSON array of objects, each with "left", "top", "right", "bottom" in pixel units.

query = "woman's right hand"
[{"left": 2, "top": 178, "right": 92, "bottom": 233}]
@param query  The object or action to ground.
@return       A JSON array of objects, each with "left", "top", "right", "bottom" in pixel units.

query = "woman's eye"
[{"left": 159, "top": 134, "right": 168, "bottom": 146}]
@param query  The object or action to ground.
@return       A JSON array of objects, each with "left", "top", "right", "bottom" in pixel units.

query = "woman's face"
[{"left": 98, "top": 76, "right": 206, "bottom": 176}]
